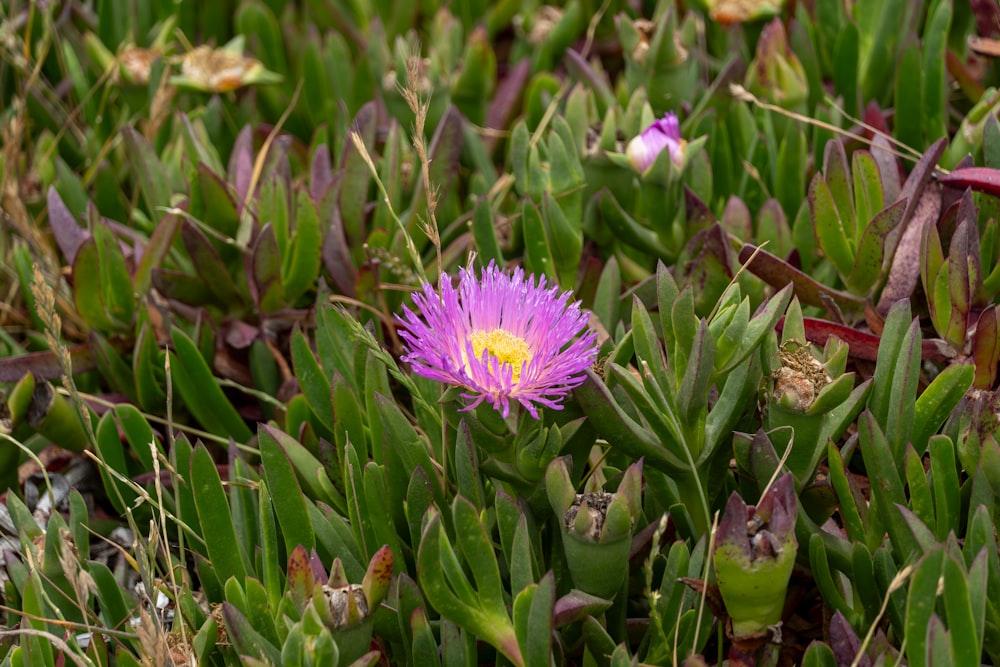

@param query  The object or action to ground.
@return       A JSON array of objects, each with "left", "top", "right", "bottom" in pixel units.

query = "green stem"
[{"left": 673, "top": 468, "right": 712, "bottom": 539}]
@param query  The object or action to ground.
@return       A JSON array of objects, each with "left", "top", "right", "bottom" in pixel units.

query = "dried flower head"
[
  {"left": 170, "top": 43, "right": 281, "bottom": 92},
  {"left": 398, "top": 262, "right": 598, "bottom": 419},
  {"left": 625, "top": 112, "right": 687, "bottom": 172}
]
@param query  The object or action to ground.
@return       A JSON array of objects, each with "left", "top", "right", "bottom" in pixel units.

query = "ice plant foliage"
[
  {"left": 625, "top": 111, "right": 687, "bottom": 172},
  {"left": 398, "top": 262, "right": 598, "bottom": 418}
]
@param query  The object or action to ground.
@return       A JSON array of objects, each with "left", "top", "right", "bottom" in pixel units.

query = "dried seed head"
[
  {"left": 323, "top": 583, "right": 369, "bottom": 628},
  {"left": 528, "top": 6, "right": 563, "bottom": 45},
  {"left": 771, "top": 343, "right": 829, "bottom": 411},
  {"left": 564, "top": 491, "right": 615, "bottom": 542}
]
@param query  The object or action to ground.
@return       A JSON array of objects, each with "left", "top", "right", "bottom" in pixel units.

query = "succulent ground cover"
[{"left": 1, "top": 0, "right": 1000, "bottom": 664}]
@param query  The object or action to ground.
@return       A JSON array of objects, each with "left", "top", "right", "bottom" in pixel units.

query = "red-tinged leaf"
[
  {"left": 775, "top": 316, "right": 953, "bottom": 362},
  {"left": 248, "top": 223, "right": 284, "bottom": 312},
  {"left": 485, "top": 58, "right": 531, "bottom": 152},
  {"left": 973, "top": 306, "right": 1000, "bottom": 389},
  {"left": 318, "top": 177, "right": 357, "bottom": 297},
  {"left": 948, "top": 221, "right": 973, "bottom": 315},
  {"left": 0, "top": 344, "right": 97, "bottom": 382},
  {"left": 893, "top": 137, "right": 947, "bottom": 230},
  {"left": 721, "top": 195, "right": 753, "bottom": 241},
  {"left": 871, "top": 134, "right": 902, "bottom": 202},
  {"left": 937, "top": 167, "right": 1000, "bottom": 197},
  {"left": 47, "top": 186, "right": 89, "bottom": 264},
  {"left": 553, "top": 590, "right": 614, "bottom": 627},
  {"left": 310, "top": 144, "right": 334, "bottom": 201},
  {"left": 925, "top": 615, "right": 955, "bottom": 666},
  {"left": 417, "top": 105, "right": 464, "bottom": 213},
  {"left": 362, "top": 544, "right": 394, "bottom": 607},
  {"left": 739, "top": 243, "right": 865, "bottom": 313},
  {"left": 757, "top": 198, "right": 792, "bottom": 258},
  {"left": 339, "top": 101, "right": 377, "bottom": 249},
  {"left": 829, "top": 610, "right": 869, "bottom": 667},
  {"left": 286, "top": 544, "right": 313, "bottom": 612},
  {"left": 221, "top": 602, "right": 282, "bottom": 665},
  {"left": 877, "top": 184, "right": 941, "bottom": 312},
  {"left": 846, "top": 198, "right": 906, "bottom": 295},
  {"left": 563, "top": 48, "right": 616, "bottom": 112},
  {"left": 228, "top": 125, "right": 255, "bottom": 209},
  {"left": 309, "top": 549, "right": 329, "bottom": 585}
]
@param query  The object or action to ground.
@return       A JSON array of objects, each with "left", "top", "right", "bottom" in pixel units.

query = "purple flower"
[
  {"left": 625, "top": 112, "right": 686, "bottom": 172},
  {"left": 398, "top": 262, "right": 598, "bottom": 419}
]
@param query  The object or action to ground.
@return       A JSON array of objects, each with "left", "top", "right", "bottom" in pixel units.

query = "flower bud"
[
  {"left": 625, "top": 112, "right": 686, "bottom": 173},
  {"left": 744, "top": 19, "right": 808, "bottom": 109}
]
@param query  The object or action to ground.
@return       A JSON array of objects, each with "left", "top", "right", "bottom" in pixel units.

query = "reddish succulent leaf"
[
  {"left": 362, "top": 544, "right": 394, "bottom": 607},
  {"left": 47, "top": 186, "right": 89, "bottom": 264},
  {"left": 721, "top": 195, "right": 753, "bottom": 241},
  {"left": 485, "top": 58, "right": 531, "bottom": 152},
  {"left": 309, "top": 144, "right": 334, "bottom": 201},
  {"left": 228, "top": 125, "right": 255, "bottom": 210},
  {"left": 829, "top": 610, "right": 870, "bottom": 667},
  {"left": 684, "top": 185, "right": 715, "bottom": 231},
  {"left": 423, "top": 106, "right": 464, "bottom": 205},
  {"left": 738, "top": 243, "right": 865, "bottom": 313},
  {"left": 563, "top": 49, "right": 616, "bottom": 112},
  {"left": 552, "top": 589, "right": 613, "bottom": 627},
  {"left": 885, "top": 137, "right": 947, "bottom": 260},
  {"left": 862, "top": 101, "right": 890, "bottom": 135},
  {"left": 877, "top": 183, "right": 941, "bottom": 312},
  {"left": 846, "top": 198, "right": 906, "bottom": 295},
  {"left": 938, "top": 167, "right": 1000, "bottom": 197},
  {"left": 871, "top": 134, "right": 902, "bottom": 202},
  {"left": 339, "top": 101, "right": 377, "bottom": 248},
  {"left": 775, "top": 316, "right": 954, "bottom": 362},
  {"left": 0, "top": 344, "right": 97, "bottom": 382},
  {"left": 286, "top": 544, "right": 314, "bottom": 611},
  {"left": 309, "top": 549, "right": 329, "bottom": 585},
  {"left": 973, "top": 306, "right": 1000, "bottom": 389},
  {"left": 316, "top": 171, "right": 356, "bottom": 297}
]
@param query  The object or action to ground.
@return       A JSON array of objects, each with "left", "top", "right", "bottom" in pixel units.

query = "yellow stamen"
[{"left": 469, "top": 329, "right": 533, "bottom": 383}]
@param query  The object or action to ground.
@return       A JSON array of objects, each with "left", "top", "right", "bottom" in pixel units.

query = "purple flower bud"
[{"left": 625, "top": 112, "right": 687, "bottom": 173}]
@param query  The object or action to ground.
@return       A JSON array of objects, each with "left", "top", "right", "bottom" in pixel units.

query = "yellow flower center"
[{"left": 469, "top": 328, "right": 533, "bottom": 383}]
